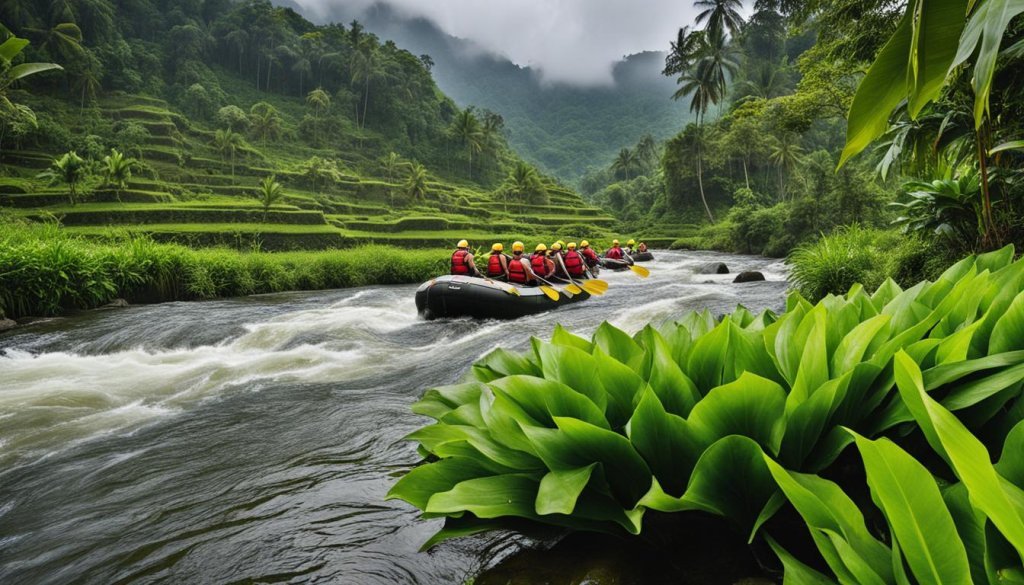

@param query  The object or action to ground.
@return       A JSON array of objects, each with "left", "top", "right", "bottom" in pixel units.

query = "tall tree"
[
  {"left": 404, "top": 162, "right": 429, "bottom": 203},
  {"left": 769, "top": 133, "right": 805, "bottom": 200},
  {"left": 451, "top": 108, "right": 483, "bottom": 178},
  {"left": 679, "top": 124, "right": 715, "bottom": 222},
  {"left": 694, "top": 0, "right": 745, "bottom": 39},
  {"left": 612, "top": 148, "right": 638, "bottom": 181},
  {"left": 256, "top": 174, "right": 285, "bottom": 222},
  {"left": 212, "top": 128, "right": 243, "bottom": 179},
  {"left": 38, "top": 151, "right": 87, "bottom": 205}
]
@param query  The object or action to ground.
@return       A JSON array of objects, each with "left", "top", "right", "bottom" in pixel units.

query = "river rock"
[
  {"left": 696, "top": 262, "right": 729, "bottom": 274},
  {"left": 733, "top": 271, "right": 765, "bottom": 283},
  {"left": 104, "top": 298, "right": 130, "bottom": 308},
  {"left": 0, "top": 318, "right": 16, "bottom": 332}
]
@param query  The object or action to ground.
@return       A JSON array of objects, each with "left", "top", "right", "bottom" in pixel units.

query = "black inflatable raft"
[
  {"left": 629, "top": 251, "right": 654, "bottom": 262},
  {"left": 415, "top": 275, "right": 590, "bottom": 320},
  {"left": 599, "top": 257, "right": 632, "bottom": 271}
]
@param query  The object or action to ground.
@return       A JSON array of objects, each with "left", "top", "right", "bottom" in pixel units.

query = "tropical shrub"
[{"left": 389, "top": 245, "right": 1024, "bottom": 564}]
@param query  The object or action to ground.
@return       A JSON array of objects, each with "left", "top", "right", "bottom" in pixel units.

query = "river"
[{"left": 0, "top": 251, "right": 787, "bottom": 584}]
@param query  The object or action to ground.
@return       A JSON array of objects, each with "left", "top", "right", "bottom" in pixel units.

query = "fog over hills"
[{"left": 276, "top": 1, "right": 692, "bottom": 183}]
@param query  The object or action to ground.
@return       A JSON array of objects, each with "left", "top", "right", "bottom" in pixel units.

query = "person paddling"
[
  {"left": 563, "top": 242, "right": 586, "bottom": 279},
  {"left": 450, "top": 239, "right": 481, "bottom": 277},
  {"left": 485, "top": 243, "right": 511, "bottom": 281},
  {"left": 580, "top": 240, "right": 600, "bottom": 269},
  {"left": 637, "top": 241, "right": 648, "bottom": 253},
  {"left": 625, "top": 239, "right": 636, "bottom": 255},
  {"left": 531, "top": 243, "right": 554, "bottom": 279},
  {"left": 550, "top": 242, "right": 568, "bottom": 278},
  {"left": 508, "top": 241, "right": 536, "bottom": 285},
  {"left": 605, "top": 239, "right": 625, "bottom": 260}
]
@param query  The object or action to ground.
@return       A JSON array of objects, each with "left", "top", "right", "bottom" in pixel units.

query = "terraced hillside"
[{"left": 1, "top": 94, "right": 618, "bottom": 252}]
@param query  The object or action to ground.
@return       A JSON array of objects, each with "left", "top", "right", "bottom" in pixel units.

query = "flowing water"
[{"left": 0, "top": 251, "right": 787, "bottom": 584}]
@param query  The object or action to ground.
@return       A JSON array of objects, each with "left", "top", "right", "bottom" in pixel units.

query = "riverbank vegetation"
[
  {"left": 393, "top": 246, "right": 1024, "bottom": 582},
  {"left": 0, "top": 216, "right": 445, "bottom": 320}
]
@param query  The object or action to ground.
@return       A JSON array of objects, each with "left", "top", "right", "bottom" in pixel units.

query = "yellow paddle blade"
[
  {"left": 505, "top": 286, "right": 521, "bottom": 296},
  {"left": 587, "top": 279, "right": 609, "bottom": 292},
  {"left": 630, "top": 265, "right": 651, "bottom": 278},
  {"left": 580, "top": 281, "right": 606, "bottom": 296},
  {"left": 565, "top": 284, "right": 584, "bottom": 295},
  {"left": 539, "top": 286, "right": 560, "bottom": 301}
]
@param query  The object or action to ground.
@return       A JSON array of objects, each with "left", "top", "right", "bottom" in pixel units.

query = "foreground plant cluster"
[{"left": 391, "top": 246, "right": 1024, "bottom": 582}]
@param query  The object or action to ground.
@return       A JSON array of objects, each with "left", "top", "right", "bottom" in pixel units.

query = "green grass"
[{"left": 0, "top": 217, "right": 447, "bottom": 319}]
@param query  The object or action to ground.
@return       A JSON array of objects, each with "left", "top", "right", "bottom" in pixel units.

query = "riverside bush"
[
  {"left": 390, "top": 245, "right": 1024, "bottom": 582},
  {"left": 0, "top": 219, "right": 446, "bottom": 318}
]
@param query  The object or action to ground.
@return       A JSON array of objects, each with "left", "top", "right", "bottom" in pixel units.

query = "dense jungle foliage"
[{"left": 582, "top": 0, "right": 1024, "bottom": 291}]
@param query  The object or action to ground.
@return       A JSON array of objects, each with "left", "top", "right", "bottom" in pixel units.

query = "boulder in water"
[
  {"left": 104, "top": 298, "right": 130, "bottom": 308},
  {"left": 733, "top": 271, "right": 765, "bottom": 283},
  {"left": 0, "top": 318, "right": 16, "bottom": 332},
  {"left": 696, "top": 262, "right": 729, "bottom": 274}
]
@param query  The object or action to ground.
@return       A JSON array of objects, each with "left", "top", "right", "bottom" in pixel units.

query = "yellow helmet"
[
  {"left": 612, "top": 239, "right": 620, "bottom": 245},
  {"left": 628, "top": 239, "right": 636, "bottom": 246},
  {"left": 551, "top": 242, "right": 563, "bottom": 251},
  {"left": 567, "top": 242, "right": 577, "bottom": 250},
  {"left": 512, "top": 241, "right": 525, "bottom": 253},
  {"left": 556, "top": 240, "right": 565, "bottom": 248},
  {"left": 580, "top": 240, "right": 590, "bottom": 248},
  {"left": 457, "top": 239, "right": 469, "bottom": 248},
  {"left": 491, "top": 243, "right": 504, "bottom": 252},
  {"left": 535, "top": 243, "right": 547, "bottom": 252}
]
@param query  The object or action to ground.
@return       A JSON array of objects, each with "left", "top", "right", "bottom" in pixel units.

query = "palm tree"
[
  {"left": 305, "top": 87, "right": 330, "bottom": 143},
  {"left": 694, "top": 0, "right": 745, "bottom": 39},
  {"left": 451, "top": 108, "right": 484, "bottom": 178},
  {"left": 673, "top": 61, "right": 719, "bottom": 125},
  {"left": 679, "top": 124, "right": 715, "bottom": 222},
  {"left": 502, "top": 162, "right": 547, "bottom": 211},
  {"left": 72, "top": 50, "right": 102, "bottom": 113},
  {"left": 636, "top": 135, "right": 659, "bottom": 171},
  {"left": 350, "top": 36, "right": 377, "bottom": 129},
  {"left": 0, "top": 32, "right": 63, "bottom": 159},
  {"left": 612, "top": 148, "right": 638, "bottom": 181},
  {"left": 736, "top": 62, "right": 785, "bottom": 101},
  {"left": 100, "top": 149, "right": 135, "bottom": 202},
  {"left": 31, "top": 22, "right": 84, "bottom": 62},
  {"left": 663, "top": 26, "right": 704, "bottom": 77},
  {"left": 670, "top": 28, "right": 738, "bottom": 123},
  {"left": 405, "top": 162, "right": 429, "bottom": 203},
  {"left": 249, "top": 102, "right": 282, "bottom": 148},
  {"left": 381, "top": 151, "right": 402, "bottom": 183},
  {"left": 38, "top": 151, "right": 87, "bottom": 205},
  {"left": 212, "top": 128, "right": 243, "bottom": 179},
  {"left": 256, "top": 175, "right": 285, "bottom": 222},
  {"left": 769, "top": 134, "right": 806, "bottom": 200}
]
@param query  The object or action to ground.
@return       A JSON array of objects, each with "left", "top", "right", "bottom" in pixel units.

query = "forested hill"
[
  {"left": 0, "top": 0, "right": 617, "bottom": 253},
  {"left": 285, "top": 2, "right": 693, "bottom": 184}
]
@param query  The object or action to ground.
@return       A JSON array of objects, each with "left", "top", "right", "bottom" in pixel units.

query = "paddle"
[
  {"left": 630, "top": 264, "right": 651, "bottom": 278},
  {"left": 535, "top": 276, "right": 572, "bottom": 300},
  {"left": 582, "top": 265, "right": 610, "bottom": 293},
  {"left": 564, "top": 271, "right": 606, "bottom": 296}
]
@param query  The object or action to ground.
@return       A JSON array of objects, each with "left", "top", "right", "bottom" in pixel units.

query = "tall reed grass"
[{"left": 0, "top": 218, "right": 447, "bottom": 319}]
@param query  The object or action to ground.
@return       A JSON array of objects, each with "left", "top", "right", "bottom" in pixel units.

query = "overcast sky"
[{"left": 291, "top": 0, "right": 701, "bottom": 85}]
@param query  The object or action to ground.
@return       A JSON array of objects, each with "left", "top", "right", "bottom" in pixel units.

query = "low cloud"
[{"left": 291, "top": 0, "right": 699, "bottom": 85}]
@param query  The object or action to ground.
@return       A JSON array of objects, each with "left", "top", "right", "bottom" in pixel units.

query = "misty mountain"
[{"left": 282, "top": 1, "right": 692, "bottom": 184}]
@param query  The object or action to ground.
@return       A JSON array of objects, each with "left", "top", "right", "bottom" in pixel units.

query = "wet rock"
[
  {"left": 0, "top": 318, "right": 16, "bottom": 332},
  {"left": 696, "top": 262, "right": 729, "bottom": 274},
  {"left": 733, "top": 271, "right": 765, "bottom": 283},
  {"left": 104, "top": 298, "right": 130, "bottom": 308}
]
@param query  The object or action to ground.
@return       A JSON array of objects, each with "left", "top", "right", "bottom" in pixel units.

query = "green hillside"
[{"left": 0, "top": 0, "right": 617, "bottom": 255}]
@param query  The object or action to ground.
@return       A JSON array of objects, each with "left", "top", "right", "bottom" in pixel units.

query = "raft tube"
[
  {"left": 599, "top": 257, "right": 632, "bottom": 271},
  {"left": 629, "top": 251, "right": 654, "bottom": 262},
  {"left": 415, "top": 275, "right": 590, "bottom": 320}
]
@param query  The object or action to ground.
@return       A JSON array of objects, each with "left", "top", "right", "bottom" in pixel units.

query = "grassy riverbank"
[{"left": 0, "top": 218, "right": 447, "bottom": 320}]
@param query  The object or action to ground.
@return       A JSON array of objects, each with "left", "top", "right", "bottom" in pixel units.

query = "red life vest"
[
  {"left": 606, "top": 247, "right": 624, "bottom": 260},
  {"left": 486, "top": 253, "right": 507, "bottom": 277},
  {"left": 451, "top": 249, "right": 471, "bottom": 275},
  {"left": 582, "top": 248, "right": 600, "bottom": 267},
  {"left": 564, "top": 250, "right": 585, "bottom": 276},
  {"left": 531, "top": 253, "right": 550, "bottom": 277},
  {"left": 508, "top": 256, "right": 529, "bottom": 284}
]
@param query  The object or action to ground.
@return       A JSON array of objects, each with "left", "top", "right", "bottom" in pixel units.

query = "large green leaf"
[
  {"left": 686, "top": 318, "right": 732, "bottom": 392},
  {"left": 550, "top": 323, "right": 594, "bottom": 353},
  {"left": 0, "top": 37, "right": 29, "bottom": 63},
  {"left": 535, "top": 463, "right": 597, "bottom": 515},
  {"left": 426, "top": 473, "right": 540, "bottom": 518},
  {"left": 688, "top": 372, "right": 787, "bottom": 453},
  {"left": 627, "top": 388, "right": 703, "bottom": 497},
  {"left": 894, "top": 351, "right": 1024, "bottom": 559},
  {"left": 592, "top": 346, "right": 646, "bottom": 428},
  {"left": 765, "top": 457, "right": 894, "bottom": 584},
  {"left": 680, "top": 436, "right": 778, "bottom": 534},
  {"left": 839, "top": 9, "right": 913, "bottom": 166},
  {"left": 647, "top": 330, "right": 702, "bottom": 417},
  {"left": 472, "top": 347, "right": 540, "bottom": 382},
  {"left": 386, "top": 457, "right": 492, "bottom": 509},
  {"left": 952, "top": 0, "right": 1024, "bottom": 126},
  {"left": 536, "top": 342, "right": 609, "bottom": 412},
  {"left": 412, "top": 381, "right": 487, "bottom": 420},
  {"left": 990, "top": 292, "right": 1024, "bottom": 354},
  {"left": 593, "top": 321, "right": 646, "bottom": 372},
  {"left": 907, "top": 0, "right": 969, "bottom": 116},
  {"left": 851, "top": 432, "right": 972, "bottom": 584},
  {"left": 5, "top": 62, "right": 63, "bottom": 83},
  {"left": 766, "top": 535, "right": 838, "bottom": 585},
  {"left": 488, "top": 375, "right": 608, "bottom": 429}
]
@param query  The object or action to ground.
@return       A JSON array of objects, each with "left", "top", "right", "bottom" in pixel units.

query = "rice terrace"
[{"left": 2, "top": 0, "right": 1024, "bottom": 583}]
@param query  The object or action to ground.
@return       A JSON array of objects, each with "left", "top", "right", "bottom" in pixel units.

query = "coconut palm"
[
  {"left": 404, "top": 162, "right": 429, "bottom": 203},
  {"left": 612, "top": 148, "right": 639, "bottom": 182},
  {"left": 211, "top": 128, "right": 243, "bottom": 179},
  {"left": 673, "top": 60, "right": 720, "bottom": 125},
  {"left": 769, "top": 133, "right": 806, "bottom": 200},
  {"left": 249, "top": 102, "right": 283, "bottom": 148},
  {"left": 663, "top": 26, "right": 704, "bottom": 77},
  {"left": 679, "top": 124, "right": 715, "bottom": 222},
  {"left": 502, "top": 162, "right": 547, "bottom": 211},
  {"left": 381, "top": 151, "right": 402, "bottom": 183},
  {"left": 451, "top": 108, "right": 484, "bottom": 178},
  {"left": 694, "top": 0, "right": 745, "bottom": 39},
  {"left": 671, "top": 28, "right": 738, "bottom": 123},
  {"left": 256, "top": 175, "right": 285, "bottom": 222},
  {"left": 72, "top": 50, "right": 102, "bottom": 113},
  {"left": 100, "top": 148, "right": 136, "bottom": 202},
  {"left": 38, "top": 151, "right": 87, "bottom": 205},
  {"left": 350, "top": 36, "right": 377, "bottom": 129}
]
